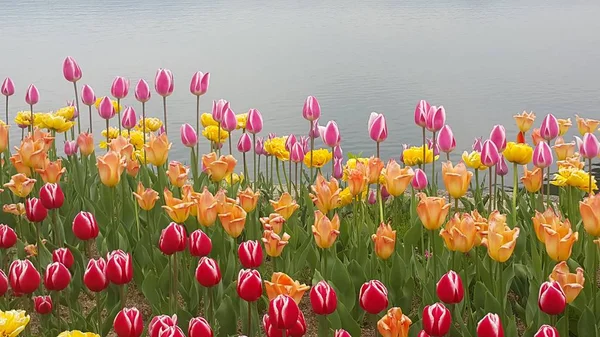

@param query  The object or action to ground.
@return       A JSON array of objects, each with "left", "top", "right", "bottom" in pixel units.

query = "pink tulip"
[
  {"left": 428, "top": 138, "right": 440, "bottom": 156},
  {"left": 426, "top": 106, "right": 446, "bottom": 132},
  {"left": 1, "top": 77, "right": 15, "bottom": 96},
  {"left": 472, "top": 137, "right": 483, "bottom": 152},
  {"left": 25, "top": 84, "right": 39, "bottom": 105},
  {"left": 111, "top": 76, "right": 129, "bottom": 99},
  {"left": 334, "top": 145, "right": 343, "bottom": 159},
  {"left": 155, "top": 68, "right": 174, "bottom": 97},
  {"left": 121, "top": 107, "right": 137, "bottom": 130},
  {"left": 368, "top": 190, "right": 377, "bottom": 205},
  {"left": 414, "top": 100, "right": 430, "bottom": 128},
  {"left": 134, "top": 79, "right": 151, "bottom": 103},
  {"left": 437, "top": 125, "right": 456, "bottom": 153},
  {"left": 309, "top": 120, "right": 321, "bottom": 139},
  {"left": 180, "top": 124, "right": 198, "bottom": 148},
  {"left": 412, "top": 168, "right": 428, "bottom": 190},
  {"left": 399, "top": 144, "right": 409, "bottom": 164},
  {"left": 581, "top": 132, "right": 600, "bottom": 159},
  {"left": 255, "top": 137, "right": 265, "bottom": 156},
  {"left": 300, "top": 136, "right": 310, "bottom": 154},
  {"left": 290, "top": 143, "right": 305, "bottom": 163},
  {"left": 322, "top": 121, "right": 341, "bottom": 148},
  {"left": 368, "top": 112, "right": 388, "bottom": 142},
  {"left": 246, "top": 109, "right": 263, "bottom": 134},
  {"left": 64, "top": 141, "right": 78, "bottom": 156},
  {"left": 62, "top": 56, "right": 82, "bottom": 82},
  {"left": 333, "top": 158, "right": 343, "bottom": 179},
  {"left": 302, "top": 96, "right": 321, "bottom": 121},
  {"left": 285, "top": 134, "right": 297, "bottom": 152},
  {"left": 481, "top": 140, "right": 500, "bottom": 167},
  {"left": 489, "top": 125, "right": 507, "bottom": 152},
  {"left": 97, "top": 96, "right": 115, "bottom": 120},
  {"left": 496, "top": 155, "right": 508, "bottom": 176},
  {"left": 238, "top": 133, "right": 252, "bottom": 153},
  {"left": 533, "top": 142, "right": 553, "bottom": 168},
  {"left": 190, "top": 72, "right": 210, "bottom": 96},
  {"left": 81, "top": 85, "right": 96, "bottom": 106},
  {"left": 212, "top": 99, "right": 229, "bottom": 122},
  {"left": 540, "top": 114, "right": 559, "bottom": 141},
  {"left": 221, "top": 108, "right": 237, "bottom": 132}
]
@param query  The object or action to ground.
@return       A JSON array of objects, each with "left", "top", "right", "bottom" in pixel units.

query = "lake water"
[{"left": 2, "top": 0, "right": 600, "bottom": 177}]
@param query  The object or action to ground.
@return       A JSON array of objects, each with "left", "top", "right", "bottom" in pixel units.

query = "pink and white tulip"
[
  {"left": 489, "top": 125, "right": 507, "bottom": 152},
  {"left": 481, "top": 140, "right": 500, "bottom": 167},
  {"left": 437, "top": 125, "right": 456, "bottom": 154},
  {"left": 212, "top": 99, "right": 229, "bottom": 122},
  {"left": 134, "top": 79, "right": 151, "bottom": 103},
  {"left": 412, "top": 168, "right": 428, "bottom": 190},
  {"left": 414, "top": 100, "right": 430, "bottom": 128},
  {"left": 97, "top": 96, "right": 115, "bottom": 120},
  {"left": 495, "top": 155, "right": 508, "bottom": 176},
  {"left": 426, "top": 106, "right": 446, "bottom": 132},
  {"left": 62, "top": 56, "right": 82, "bottom": 83},
  {"left": 581, "top": 133, "right": 600, "bottom": 159},
  {"left": 64, "top": 141, "right": 78, "bottom": 156},
  {"left": 285, "top": 134, "right": 297, "bottom": 152},
  {"left": 25, "top": 84, "right": 39, "bottom": 105},
  {"left": 472, "top": 137, "right": 483, "bottom": 153},
  {"left": 540, "top": 114, "right": 559, "bottom": 141},
  {"left": 323, "top": 121, "right": 341, "bottom": 148},
  {"left": 302, "top": 96, "right": 321, "bottom": 121},
  {"left": 290, "top": 143, "right": 304, "bottom": 163},
  {"left": 221, "top": 108, "right": 237, "bottom": 132},
  {"left": 532, "top": 141, "right": 553, "bottom": 168},
  {"left": 180, "top": 124, "right": 198, "bottom": 148},
  {"left": 237, "top": 133, "right": 252, "bottom": 153},
  {"left": 155, "top": 68, "right": 174, "bottom": 97},
  {"left": 111, "top": 76, "right": 129, "bottom": 99},
  {"left": 190, "top": 71, "right": 210, "bottom": 96},
  {"left": 81, "top": 85, "right": 96, "bottom": 106},
  {"left": 246, "top": 109, "right": 263, "bottom": 134},
  {"left": 121, "top": 107, "right": 137, "bottom": 130},
  {"left": 368, "top": 112, "right": 388, "bottom": 143},
  {"left": 1, "top": 77, "right": 15, "bottom": 96}
]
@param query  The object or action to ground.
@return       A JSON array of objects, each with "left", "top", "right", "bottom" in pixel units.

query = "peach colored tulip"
[
  {"left": 472, "top": 210, "right": 489, "bottom": 246},
  {"left": 260, "top": 213, "right": 286, "bottom": 235},
  {"left": 310, "top": 174, "right": 341, "bottom": 214},
  {"left": 96, "top": 151, "right": 125, "bottom": 187},
  {"left": 144, "top": 133, "right": 172, "bottom": 167},
  {"left": 218, "top": 203, "right": 247, "bottom": 238},
  {"left": 167, "top": 161, "right": 189, "bottom": 188},
  {"left": 262, "top": 230, "right": 291, "bottom": 258},
  {"left": 442, "top": 161, "right": 473, "bottom": 199},
  {"left": 553, "top": 137, "right": 575, "bottom": 161},
  {"left": 196, "top": 187, "right": 218, "bottom": 227},
  {"left": 108, "top": 136, "right": 134, "bottom": 159},
  {"left": 580, "top": 193, "right": 600, "bottom": 237},
  {"left": 77, "top": 132, "right": 95, "bottom": 156},
  {"left": 532, "top": 208, "right": 562, "bottom": 243},
  {"left": 347, "top": 163, "right": 368, "bottom": 197},
  {"left": 377, "top": 307, "right": 412, "bottom": 337},
  {"left": 36, "top": 159, "right": 67, "bottom": 184},
  {"left": 557, "top": 118, "right": 572, "bottom": 136},
  {"left": 132, "top": 182, "right": 159, "bottom": 211},
  {"left": 0, "top": 124, "right": 8, "bottom": 153},
  {"left": 482, "top": 211, "right": 519, "bottom": 262},
  {"left": 440, "top": 212, "right": 480, "bottom": 253},
  {"left": 549, "top": 261, "right": 585, "bottom": 303},
  {"left": 162, "top": 188, "right": 194, "bottom": 223},
  {"left": 9, "top": 153, "right": 31, "bottom": 176},
  {"left": 544, "top": 219, "right": 578, "bottom": 262},
  {"left": 238, "top": 187, "right": 260, "bottom": 213},
  {"left": 202, "top": 152, "right": 237, "bottom": 182},
  {"left": 264, "top": 272, "right": 309, "bottom": 304},
  {"left": 367, "top": 157, "right": 384, "bottom": 184},
  {"left": 520, "top": 166, "right": 543, "bottom": 193},
  {"left": 270, "top": 192, "right": 299, "bottom": 220},
  {"left": 18, "top": 137, "right": 47, "bottom": 169},
  {"left": 3, "top": 174, "right": 36, "bottom": 198},
  {"left": 312, "top": 211, "right": 340, "bottom": 249},
  {"left": 125, "top": 157, "right": 140, "bottom": 177},
  {"left": 371, "top": 222, "right": 396, "bottom": 260},
  {"left": 575, "top": 114, "right": 600, "bottom": 135},
  {"left": 513, "top": 111, "right": 536, "bottom": 133},
  {"left": 416, "top": 193, "right": 450, "bottom": 230},
  {"left": 382, "top": 160, "right": 414, "bottom": 197}
]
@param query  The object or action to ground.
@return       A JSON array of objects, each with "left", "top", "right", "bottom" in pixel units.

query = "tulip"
[
  {"left": 52, "top": 248, "right": 74, "bottom": 269},
  {"left": 158, "top": 326, "right": 186, "bottom": 337},
  {"left": 44, "top": 262, "right": 71, "bottom": 291},
  {"left": 219, "top": 107, "right": 236, "bottom": 132},
  {"left": 134, "top": 79, "right": 151, "bottom": 103},
  {"left": 557, "top": 118, "right": 571, "bottom": 136},
  {"left": 262, "top": 314, "right": 282, "bottom": 337},
  {"left": 462, "top": 150, "right": 485, "bottom": 170},
  {"left": 218, "top": 203, "right": 247, "bottom": 238},
  {"left": 262, "top": 229, "right": 291, "bottom": 257},
  {"left": 195, "top": 187, "right": 218, "bottom": 227},
  {"left": 34, "top": 295, "right": 53, "bottom": 314},
  {"left": 426, "top": 106, "right": 446, "bottom": 132},
  {"left": 166, "top": 161, "right": 189, "bottom": 188},
  {"left": 159, "top": 222, "right": 187, "bottom": 255},
  {"left": 477, "top": 313, "right": 504, "bottom": 337},
  {"left": 437, "top": 125, "right": 456, "bottom": 154},
  {"left": 196, "top": 257, "right": 221, "bottom": 287},
  {"left": 132, "top": 182, "right": 159, "bottom": 211},
  {"left": 580, "top": 193, "right": 600, "bottom": 236},
  {"left": 25, "top": 197, "right": 47, "bottom": 223},
  {"left": 422, "top": 303, "right": 451, "bottom": 337},
  {"left": 442, "top": 162, "right": 473, "bottom": 199},
  {"left": 538, "top": 281, "right": 566, "bottom": 315},
  {"left": 0, "top": 225, "right": 17, "bottom": 250},
  {"left": 106, "top": 250, "right": 133, "bottom": 285},
  {"left": 409, "top": 169, "right": 427, "bottom": 191},
  {"left": 202, "top": 152, "right": 237, "bottom": 182},
  {"left": 322, "top": 120, "right": 341, "bottom": 148},
  {"left": 580, "top": 132, "right": 600, "bottom": 159},
  {"left": 286, "top": 311, "right": 307, "bottom": 337},
  {"left": 302, "top": 96, "right": 321, "bottom": 121},
  {"left": 482, "top": 212, "right": 520, "bottom": 262},
  {"left": 241, "top": 109, "right": 263, "bottom": 136},
  {"left": 359, "top": 280, "right": 388, "bottom": 314},
  {"left": 97, "top": 96, "right": 116, "bottom": 120},
  {"left": 530, "top": 128, "right": 544, "bottom": 145},
  {"left": 503, "top": 142, "right": 533, "bottom": 165},
  {"left": 418, "top": 331, "right": 431, "bottom": 337},
  {"left": 382, "top": 160, "right": 414, "bottom": 196},
  {"left": 121, "top": 107, "right": 137, "bottom": 130},
  {"left": 312, "top": 211, "right": 340, "bottom": 249},
  {"left": 1, "top": 77, "right": 15, "bottom": 96},
  {"left": 416, "top": 193, "right": 451, "bottom": 230},
  {"left": 289, "top": 143, "right": 305, "bottom": 163},
  {"left": 211, "top": 99, "right": 229, "bottom": 122},
  {"left": 533, "top": 141, "right": 553, "bottom": 168},
  {"left": 77, "top": 132, "right": 95, "bottom": 156},
  {"left": 495, "top": 155, "right": 508, "bottom": 176},
  {"left": 333, "top": 158, "right": 343, "bottom": 179},
  {"left": 513, "top": 111, "right": 536, "bottom": 133},
  {"left": 237, "top": 133, "right": 252, "bottom": 153},
  {"left": 236, "top": 240, "right": 263, "bottom": 269},
  {"left": 576, "top": 114, "right": 600, "bottom": 135},
  {"left": 472, "top": 137, "right": 483, "bottom": 152},
  {"left": 72, "top": 211, "right": 99, "bottom": 241},
  {"left": 309, "top": 174, "right": 340, "bottom": 214},
  {"left": 540, "top": 114, "right": 559, "bottom": 141},
  {"left": 111, "top": 76, "right": 129, "bottom": 99},
  {"left": 481, "top": 140, "right": 500, "bottom": 167},
  {"left": 307, "top": 120, "right": 320, "bottom": 139},
  {"left": 114, "top": 307, "right": 143, "bottom": 337},
  {"left": 39, "top": 183, "right": 64, "bottom": 210},
  {"left": 63, "top": 139, "right": 78, "bottom": 156},
  {"left": 0, "top": 124, "right": 7, "bottom": 153},
  {"left": 190, "top": 71, "right": 210, "bottom": 96},
  {"left": 96, "top": 151, "right": 126, "bottom": 187},
  {"left": 371, "top": 222, "right": 396, "bottom": 260},
  {"left": 377, "top": 307, "right": 412, "bottom": 337},
  {"left": 368, "top": 112, "right": 388, "bottom": 142},
  {"left": 79, "top": 85, "right": 96, "bottom": 108},
  {"left": 521, "top": 166, "right": 543, "bottom": 193},
  {"left": 188, "top": 229, "right": 212, "bottom": 257},
  {"left": 270, "top": 192, "right": 299, "bottom": 220},
  {"left": 367, "top": 190, "right": 376, "bottom": 205},
  {"left": 549, "top": 261, "right": 585, "bottom": 303},
  {"left": 163, "top": 189, "right": 194, "bottom": 224},
  {"left": 155, "top": 68, "right": 174, "bottom": 97},
  {"left": 310, "top": 280, "right": 337, "bottom": 315},
  {"left": 488, "top": 125, "right": 507, "bottom": 152},
  {"left": 25, "top": 84, "right": 39, "bottom": 105},
  {"left": 415, "top": 100, "right": 430, "bottom": 128},
  {"left": 188, "top": 317, "right": 213, "bottom": 337},
  {"left": 436, "top": 270, "right": 464, "bottom": 304},
  {"left": 237, "top": 269, "right": 263, "bottom": 302},
  {"left": 176, "top": 123, "right": 197, "bottom": 148},
  {"left": 3, "top": 174, "right": 36, "bottom": 198},
  {"left": 334, "top": 330, "right": 352, "bottom": 337},
  {"left": 553, "top": 137, "right": 575, "bottom": 161},
  {"left": 534, "top": 325, "right": 559, "bottom": 337},
  {"left": 264, "top": 272, "right": 310, "bottom": 303},
  {"left": 544, "top": 220, "right": 578, "bottom": 262},
  {"left": 9, "top": 259, "right": 40, "bottom": 294},
  {"left": 62, "top": 56, "right": 82, "bottom": 82},
  {"left": 145, "top": 133, "right": 172, "bottom": 167},
  {"left": 149, "top": 315, "right": 178, "bottom": 337},
  {"left": 269, "top": 294, "right": 299, "bottom": 329}
]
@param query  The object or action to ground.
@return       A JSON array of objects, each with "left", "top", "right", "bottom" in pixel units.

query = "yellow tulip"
[
  {"left": 544, "top": 218, "right": 578, "bottom": 262},
  {"left": 440, "top": 212, "right": 480, "bottom": 253},
  {"left": 128, "top": 130, "right": 145, "bottom": 150},
  {"left": 260, "top": 213, "right": 286, "bottom": 234},
  {"left": 58, "top": 331, "right": 100, "bottom": 337},
  {"left": 442, "top": 161, "right": 473, "bottom": 199},
  {"left": 3, "top": 173, "right": 36, "bottom": 198},
  {"left": 580, "top": 193, "right": 600, "bottom": 237},
  {"left": 236, "top": 113, "right": 248, "bottom": 129},
  {"left": 549, "top": 261, "right": 585, "bottom": 303},
  {"left": 513, "top": 111, "right": 536, "bottom": 133},
  {"left": 553, "top": 137, "right": 575, "bottom": 161},
  {"left": 264, "top": 272, "right": 310, "bottom": 304},
  {"left": 55, "top": 106, "right": 76, "bottom": 121},
  {"left": 371, "top": 222, "right": 396, "bottom": 260},
  {"left": 77, "top": 132, "right": 95, "bottom": 156},
  {"left": 403, "top": 145, "right": 436, "bottom": 166},
  {"left": 462, "top": 151, "right": 488, "bottom": 171},
  {"left": 39, "top": 113, "right": 74, "bottom": 133},
  {"left": 310, "top": 174, "right": 341, "bottom": 214},
  {"left": 238, "top": 187, "right": 260, "bottom": 213},
  {"left": 202, "top": 125, "right": 229, "bottom": 144},
  {"left": 96, "top": 151, "right": 125, "bottom": 187},
  {"left": 416, "top": 193, "right": 450, "bottom": 230},
  {"left": 520, "top": 166, "right": 543, "bottom": 193},
  {"left": 482, "top": 211, "right": 519, "bottom": 262},
  {"left": 162, "top": 188, "right": 194, "bottom": 223},
  {"left": 377, "top": 307, "right": 412, "bottom": 337},
  {"left": 132, "top": 182, "right": 159, "bottom": 211},
  {"left": 337, "top": 187, "right": 353, "bottom": 207},
  {"left": 270, "top": 192, "right": 299, "bottom": 220},
  {"left": 532, "top": 208, "right": 562, "bottom": 243},
  {"left": 218, "top": 203, "right": 247, "bottom": 238},
  {"left": 312, "top": 211, "right": 340, "bottom": 249},
  {"left": 196, "top": 187, "right": 218, "bottom": 227},
  {"left": 200, "top": 113, "right": 219, "bottom": 127},
  {"left": 225, "top": 172, "right": 243, "bottom": 186},
  {"left": 144, "top": 133, "right": 171, "bottom": 167},
  {"left": 551, "top": 167, "right": 597, "bottom": 192},
  {"left": 262, "top": 230, "right": 290, "bottom": 258},
  {"left": 135, "top": 117, "right": 162, "bottom": 132},
  {"left": 503, "top": 142, "right": 533, "bottom": 165},
  {"left": 264, "top": 137, "right": 289, "bottom": 161},
  {"left": 575, "top": 114, "right": 600, "bottom": 135},
  {"left": 167, "top": 161, "right": 189, "bottom": 188},
  {"left": 14, "top": 110, "right": 37, "bottom": 128},
  {"left": 303, "top": 149, "right": 332, "bottom": 168},
  {"left": 557, "top": 118, "right": 572, "bottom": 136},
  {"left": 0, "top": 310, "right": 30, "bottom": 337},
  {"left": 382, "top": 160, "right": 414, "bottom": 197}
]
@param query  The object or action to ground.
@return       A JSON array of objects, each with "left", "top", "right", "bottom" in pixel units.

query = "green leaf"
[
  {"left": 142, "top": 271, "right": 162, "bottom": 312},
  {"left": 330, "top": 256, "right": 356, "bottom": 311},
  {"left": 336, "top": 301, "right": 361, "bottom": 337},
  {"left": 215, "top": 295, "right": 238, "bottom": 337},
  {"left": 578, "top": 306, "right": 598, "bottom": 337}
]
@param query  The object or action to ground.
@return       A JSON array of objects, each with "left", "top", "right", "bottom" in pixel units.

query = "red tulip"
[
  {"left": 148, "top": 315, "right": 178, "bottom": 337},
  {"left": 436, "top": 270, "right": 464, "bottom": 304},
  {"left": 359, "top": 280, "right": 388, "bottom": 314},
  {"left": 72, "top": 211, "right": 99, "bottom": 241},
  {"left": 111, "top": 76, "right": 130, "bottom": 99},
  {"left": 237, "top": 269, "right": 262, "bottom": 302},
  {"left": 534, "top": 325, "right": 559, "bottom": 337},
  {"left": 0, "top": 269, "right": 8, "bottom": 296},
  {"left": 9, "top": 259, "right": 40, "bottom": 294},
  {"left": 39, "top": 183, "right": 65, "bottom": 209},
  {"left": 195, "top": 257, "right": 221, "bottom": 287},
  {"left": 134, "top": 79, "right": 151, "bottom": 103},
  {"left": 335, "top": 330, "right": 352, "bottom": 337},
  {"left": 155, "top": 68, "right": 174, "bottom": 97},
  {"left": 62, "top": 56, "right": 82, "bottom": 82},
  {"left": 44, "top": 262, "right": 71, "bottom": 291},
  {"left": 114, "top": 307, "right": 144, "bottom": 337},
  {"left": 262, "top": 314, "right": 282, "bottom": 337},
  {"left": 310, "top": 280, "right": 337, "bottom": 315},
  {"left": 188, "top": 317, "right": 213, "bottom": 337},
  {"left": 238, "top": 240, "right": 263, "bottom": 268},
  {"left": 477, "top": 313, "right": 504, "bottom": 337},
  {"left": 25, "top": 197, "right": 47, "bottom": 222},
  {"left": 287, "top": 311, "right": 307, "bottom": 337},
  {"left": 422, "top": 302, "right": 451, "bottom": 337},
  {"left": 52, "top": 248, "right": 74, "bottom": 269},
  {"left": 0, "top": 225, "right": 17, "bottom": 249},
  {"left": 106, "top": 250, "right": 133, "bottom": 285},
  {"left": 269, "top": 294, "right": 299, "bottom": 329},
  {"left": 190, "top": 71, "right": 210, "bottom": 96},
  {"left": 157, "top": 326, "right": 186, "bottom": 337},
  {"left": 189, "top": 229, "right": 212, "bottom": 257},
  {"left": 34, "top": 295, "right": 53, "bottom": 314},
  {"left": 159, "top": 222, "right": 187, "bottom": 255},
  {"left": 84, "top": 258, "right": 109, "bottom": 292},
  {"left": 418, "top": 331, "right": 430, "bottom": 337},
  {"left": 538, "top": 281, "right": 566, "bottom": 315}
]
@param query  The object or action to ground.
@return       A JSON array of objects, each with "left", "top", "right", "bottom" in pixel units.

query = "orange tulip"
[
  {"left": 214, "top": 189, "right": 236, "bottom": 214},
  {"left": 553, "top": 137, "right": 575, "bottom": 161},
  {"left": 218, "top": 203, "right": 247, "bottom": 238},
  {"left": 167, "top": 161, "right": 189, "bottom": 187},
  {"left": 575, "top": 114, "right": 600, "bottom": 135},
  {"left": 377, "top": 307, "right": 412, "bottom": 337},
  {"left": 531, "top": 128, "right": 544, "bottom": 146},
  {"left": 96, "top": 151, "right": 125, "bottom": 187},
  {"left": 3, "top": 203, "right": 25, "bottom": 216},
  {"left": 513, "top": 111, "right": 536, "bottom": 133},
  {"left": 18, "top": 137, "right": 47, "bottom": 169},
  {"left": 0, "top": 124, "right": 8, "bottom": 153},
  {"left": 9, "top": 153, "right": 31, "bottom": 176},
  {"left": 144, "top": 133, "right": 172, "bottom": 166},
  {"left": 125, "top": 157, "right": 140, "bottom": 177},
  {"left": 77, "top": 132, "right": 95, "bottom": 156},
  {"left": 262, "top": 230, "right": 291, "bottom": 258},
  {"left": 557, "top": 118, "right": 572, "bottom": 136},
  {"left": 202, "top": 152, "right": 237, "bottom": 182},
  {"left": 264, "top": 272, "right": 310, "bottom": 304},
  {"left": 382, "top": 160, "right": 414, "bottom": 197},
  {"left": 162, "top": 188, "right": 194, "bottom": 223},
  {"left": 472, "top": 210, "right": 489, "bottom": 246},
  {"left": 544, "top": 218, "right": 578, "bottom": 262},
  {"left": 108, "top": 136, "right": 134, "bottom": 159},
  {"left": 3, "top": 173, "right": 36, "bottom": 198},
  {"left": 270, "top": 192, "right": 299, "bottom": 220},
  {"left": 347, "top": 163, "right": 368, "bottom": 197},
  {"left": 196, "top": 187, "right": 218, "bottom": 227},
  {"left": 32, "top": 128, "right": 54, "bottom": 151},
  {"left": 367, "top": 156, "right": 384, "bottom": 185},
  {"left": 440, "top": 212, "right": 480, "bottom": 253},
  {"left": 310, "top": 174, "right": 341, "bottom": 214},
  {"left": 132, "top": 182, "right": 159, "bottom": 211},
  {"left": 371, "top": 222, "right": 396, "bottom": 260},
  {"left": 416, "top": 193, "right": 450, "bottom": 230},
  {"left": 442, "top": 161, "right": 473, "bottom": 199},
  {"left": 260, "top": 213, "right": 286, "bottom": 234},
  {"left": 482, "top": 211, "right": 519, "bottom": 262},
  {"left": 37, "top": 159, "right": 67, "bottom": 184},
  {"left": 532, "top": 208, "right": 562, "bottom": 243},
  {"left": 181, "top": 184, "right": 199, "bottom": 216},
  {"left": 312, "top": 211, "right": 340, "bottom": 249},
  {"left": 580, "top": 193, "right": 600, "bottom": 237},
  {"left": 549, "top": 261, "right": 585, "bottom": 303},
  {"left": 238, "top": 187, "right": 260, "bottom": 213},
  {"left": 520, "top": 166, "right": 543, "bottom": 193}
]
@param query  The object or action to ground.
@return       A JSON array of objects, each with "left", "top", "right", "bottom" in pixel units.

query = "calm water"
[{"left": 2, "top": 0, "right": 600, "bottom": 175}]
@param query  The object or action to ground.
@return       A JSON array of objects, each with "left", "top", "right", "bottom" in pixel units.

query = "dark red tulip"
[
  {"left": 148, "top": 315, "right": 178, "bottom": 337},
  {"left": 477, "top": 313, "right": 504, "bottom": 337},
  {"left": 52, "top": 248, "right": 74, "bottom": 269},
  {"left": 262, "top": 314, "right": 282, "bottom": 337},
  {"left": 84, "top": 258, "right": 109, "bottom": 292},
  {"left": 0, "top": 269, "right": 8, "bottom": 296},
  {"left": 436, "top": 270, "right": 464, "bottom": 304},
  {"left": 237, "top": 269, "right": 262, "bottom": 302},
  {"left": 287, "top": 311, "right": 307, "bottom": 337},
  {"left": 310, "top": 280, "right": 337, "bottom": 315},
  {"left": 44, "top": 262, "right": 71, "bottom": 291},
  {"left": 25, "top": 197, "right": 47, "bottom": 223},
  {"left": 359, "top": 280, "right": 388, "bottom": 314},
  {"left": 189, "top": 229, "right": 212, "bottom": 257},
  {"left": 195, "top": 257, "right": 221, "bottom": 287},
  {"left": 39, "top": 183, "right": 65, "bottom": 209},
  {"left": 534, "top": 325, "right": 560, "bottom": 337},
  {"left": 268, "top": 294, "right": 299, "bottom": 329},
  {"left": 9, "top": 259, "right": 40, "bottom": 294},
  {"left": 538, "top": 281, "right": 566, "bottom": 315},
  {"left": 334, "top": 330, "right": 352, "bottom": 337},
  {"left": 422, "top": 303, "right": 451, "bottom": 337},
  {"left": 157, "top": 326, "right": 186, "bottom": 337},
  {"left": 33, "top": 295, "right": 53, "bottom": 314},
  {"left": 72, "top": 211, "right": 99, "bottom": 241},
  {"left": 188, "top": 317, "right": 213, "bottom": 337},
  {"left": 114, "top": 307, "right": 144, "bottom": 337},
  {"left": 106, "top": 250, "right": 133, "bottom": 285},
  {"left": 159, "top": 222, "right": 187, "bottom": 255},
  {"left": 238, "top": 240, "right": 263, "bottom": 268},
  {"left": 418, "top": 331, "right": 430, "bottom": 337},
  {"left": 0, "top": 225, "right": 17, "bottom": 249}
]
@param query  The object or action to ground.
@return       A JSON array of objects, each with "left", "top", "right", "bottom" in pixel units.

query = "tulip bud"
[
  {"left": 39, "top": 183, "right": 65, "bottom": 210},
  {"left": 221, "top": 107, "right": 237, "bottom": 132},
  {"left": 238, "top": 240, "right": 263, "bottom": 268},
  {"left": 52, "top": 248, "right": 74, "bottom": 269},
  {"left": 481, "top": 140, "right": 500, "bottom": 167},
  {"left": 34, "top": 295, "right": 53, "bottom": 314},
  {"left": 149, "top": 315, "right": 178, "bottom": 337},
  {"left": 306, "top": 120, "right": 319, "bottom": 139},
  {"left": 80, "top": 84, "right": 96, "bottom": 106},
  {"left": 64, "top": 140, "right": 78, "bottom": 156},
  {"left": 533, "top": 141, "right": 553, "bottom": 168},
  {"left": 246, "top": 109, "right": 263, "bottom": 134},
  {"left": 196, "top": 257, "right": 221, "bottom": 287},
  {"left": 189, "top": 229, "right": 212, "bottom": 257},
  {"left": 212, "top": 99, "right": 229, "bottom": 122},
  {"left": 477, "top": 313, "right": 504, "bottom": 337},
  {"left": 155, "top": 68, "right": 174, "bottom": 97},
  {"left": 159, "top": 222, "right": 187, "bottom": 255},
  {"left": 302, "top": 96, "right": 321, "bottom": 121},
  {"left": 114, "top": 307, "right": 144, "bottom": 337},
  {"left": 495, "top": 155, "right": 509, "bottom": 176},
  {"left": 333, "top": 158, "right": 343, "bottom": 179},
  {"left": 63, "top": 56, "right": 82, "bottom": 82},
  {"left": 367, "top": 190, "right": 377, "bottom": 205},
  {"left": 412, "top": 168, "right": 428, "bottom": 190},
  {"left": 580, "top": 132, "right": 600, "bottom": 159},
  {"left": 131, "top": 79, "right": 151, "bottom": 103},
  {"left": 418, "top": 331, "right": 431, "bottom": 337},
  {"left": 414, "top": 100, "right": 430, "bottom": 128},
  {"left": 44, "top": 262, "right": 71, "bottom": 291},
  {"left": 472, "top": 137, "right": 483, "bottom": 152},
  {"left": 180, "top": 123, "right": 198, "bottom": 148},
  {"left": 0, "top": 270, "right": 7, "bottom": 296},
  {"left": 489, "top": 125, "right": 507, "bottom": 152},
  {"left": 190, "top": 71, "right": 210, "bottom": 96},
  {"left": 436, "top": 270, "right": 464, "bottom": 304},
  {"left": 368, "top": 112, "right": 388, "bottom": 142},
  {"left": 426, "top": 106, "right": 446, "bottom": 132},
  {"left": 269, "top": 294, "right": 300, "bottom": 329},
  {"left": 111, "top": 76, "right": 130, "bottom": 99},
  {"left": 97, "top": 96, "right": 116, "bottom": 120},
  {"left": 25, "top": 197, "right": 48, "bottom": 223},
  {"left": 9, "top": 259, "right": 40, "bottom": 294},
  {"left": 188, "top": 317, "right": 213, "bottom": 337},
  {"left": 310, "top": 280, "right": 337, "bottom": 315},
  {"left": 77, "top": 132, "right": 95, "bottom": 156},
  {"left": 25, "top": 84, "right": 39, "bottom": 105},
  {"left": 84, "top": 258, "right": 109, "bottom": 292},
  {"left": 333, "top": 144, "right": 343, "bottom": 159},
  {"left": 1, "top": 77, "right": 15, "bottom": 96},
  {"left": 335, "top": 329, "right": 352, "bottom": 337},
  {"left": 534, "top": 325, "right": 559, "bottom": 337},
  {"left": 72, "top": 211, "right": 99, "bottom": 241},
  {"left": 287, "top": 311, "right": 307, "bottom": 337},
  {"left": 238, "top": 133, "right": 252, "bottom": 153},
  {"left": 438, "top": 125, "right": 456, "bottom": 153},
  {"left": 237, "top": 269, "right": 263, "bottom": 302},
  {"left": 106, "top": 250, "right": 133, "bottom": 285},
  {"left": 0, "top": 225, "right": 17, "bottom": 249},
  {"left": 422, "top": 303, "right": 451, "bottom": 337},
  {"left": 538, "top": 281, "right": 566, "bottom": 315},
  {"left": 359, "top": 280, "right": 388, "bottom": 314},
  {"left": 323, "top": 121, "right": 341, "bottom": 148},
  {"left": 121, "top": 107, "right": 137, "bottom": 130},
  {"left": 540, "top": 114, "right": 559, "bottom": 141}
]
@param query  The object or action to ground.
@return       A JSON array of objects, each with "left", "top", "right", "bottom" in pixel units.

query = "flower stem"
[
  {"left": 589, "top": 158, "right": 593, "bottom": 195},
  {"left": 430, "top": 229, "right": 437, "bottom": 295},
  {"left": 247, "top": 300, "right": 252, "bottom": 336},
  {"left": 377, "top": 142, "right": 384, "bottom": 224},
  {"left": 431, "top": 131, "right": 437, "bottom": 192},
  {"left": 422, "top": 127, "right": 426, "bottom": 175},
  {"left": 196, "top": 95, "right": 201, "bottom": 165},
  {"left": 512, "top": 163, "right": 518, "bottom": 227},
  {"left": 488, "top": 167, "right": 493, "bottom": 214},
  {"left": 253, "top": 134, "right": 257, "bottom": 187},
  {"left": 243, "top": 151, "right": 248, "bottom": 188},
  {"left": 162, "top": 96, "right": 168, "bottom": 134},
  {"left": 96, "top": 292, "right": 102, "bottom": 334},
  {"left": 117, "top": 98, "right": 122, "bottom": 133}
]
